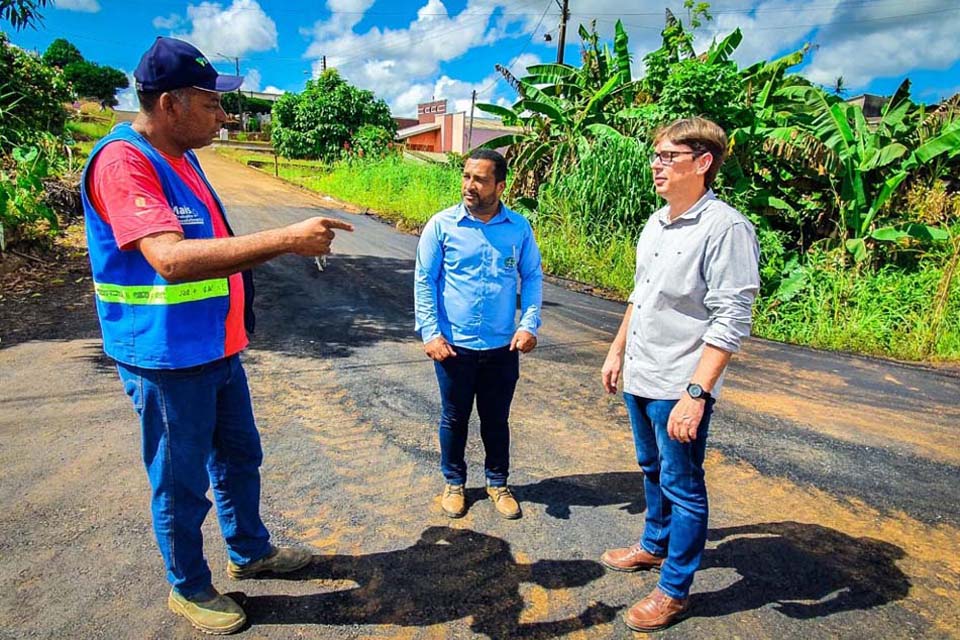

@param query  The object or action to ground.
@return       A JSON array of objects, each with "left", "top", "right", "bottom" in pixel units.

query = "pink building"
[{"left": 395, "top": 100, "right": 519, "bottom": 154}]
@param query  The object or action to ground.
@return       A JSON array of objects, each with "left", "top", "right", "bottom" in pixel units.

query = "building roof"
[
  {"left": 396, "top": 121, "right": 441, "bottom": 139},
  {"left": 468, "top": 117, "right": 521, "bottom": 133}
]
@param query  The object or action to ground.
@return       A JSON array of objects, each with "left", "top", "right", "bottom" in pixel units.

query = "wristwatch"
[{"left": 686, "top": 383, "right": 712, "bottom": 402}]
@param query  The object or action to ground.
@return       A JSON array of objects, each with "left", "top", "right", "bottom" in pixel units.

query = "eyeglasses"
[{"left": 650, "top": 150, "right": 700, "bottom": 166}]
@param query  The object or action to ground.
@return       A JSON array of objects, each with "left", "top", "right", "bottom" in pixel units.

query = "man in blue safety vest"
[{"left": 82, "top": 36, "right": 353, "bottom": 634}]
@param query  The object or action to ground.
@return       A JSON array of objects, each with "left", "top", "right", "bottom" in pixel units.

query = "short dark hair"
[
  {"left": 468, "top": 148, "right": 507, "bottom": 183},
  {"left": 137, "top": 88, "right": 191, "bottom": 114},
  {"left": 137, "top": 90, "right": 163, "bottom": 113}
]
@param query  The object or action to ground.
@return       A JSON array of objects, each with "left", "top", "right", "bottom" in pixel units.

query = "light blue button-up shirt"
[{"left": 415, "top": 202, "right": 543, "bottom": 350}]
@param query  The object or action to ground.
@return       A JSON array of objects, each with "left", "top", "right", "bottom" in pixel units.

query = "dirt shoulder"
[{"left": 0, "top": 224, "right": 99, "bottom": 348}]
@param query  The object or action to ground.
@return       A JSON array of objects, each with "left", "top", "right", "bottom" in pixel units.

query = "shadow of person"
[
  {"left": 694, "top": 521, "right": 910, "bottom": 619},
  {"left": 512, "top": 471, "right": 646, "bottom": 520},
  {"left": 238, "top": 526, "right": 620, "bottom": 638}
]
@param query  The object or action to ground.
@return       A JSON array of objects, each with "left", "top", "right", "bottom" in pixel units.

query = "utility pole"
[
  {"left": 467, "top": 89, "right": 477, "bottom": 152},
  {"left": 234, "top": 56, "right": 244, "bottom": 133},
  {"left": 556, "top": 0, "right": 570, "bottom": 64},
  {"left": 217, "top": 53, "right": 244, "bottom": 132},
  {"left": 321, "top": 55, "right": 327, "bottom": 72}
]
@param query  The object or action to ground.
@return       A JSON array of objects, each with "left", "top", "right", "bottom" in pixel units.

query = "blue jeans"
[
  {"left": 623, "top": 393, "right": 714, "bottom": 599},
  {"left": 434, "top": 345, "right": 519, "bottom": 487},
  {"left": 117, "top": 355, "right": 272, "bottom": 598}
]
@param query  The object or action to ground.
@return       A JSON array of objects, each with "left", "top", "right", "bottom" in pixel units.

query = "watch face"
[{"left": 687, "top": 383, "right": 703, "bottom": 398}]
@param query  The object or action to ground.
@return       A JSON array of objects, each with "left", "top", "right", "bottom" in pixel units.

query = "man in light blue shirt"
[{"left": 414, "top": 148, "right": 543, "bottom": 520}]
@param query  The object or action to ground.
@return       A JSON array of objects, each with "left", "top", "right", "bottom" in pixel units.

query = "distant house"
[
  {"left": 847, "top": 93, "right": 888, "bottom": 119},
  {"left": 395, "top": 99, "right": 520, "bottom": 155},
  {"left": 846, "top": 92, "right": 954, "bottom": 125},
  {"left": 241, "top": 90, "right": 283, "bottom": 103}
]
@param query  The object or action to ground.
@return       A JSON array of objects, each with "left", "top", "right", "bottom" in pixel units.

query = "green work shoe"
[
  {"left": 227, "top": 545, "right": 313, "bottom": 580},
  {"left": 168, "top": 587, "right": 246, "bottom": 635}
]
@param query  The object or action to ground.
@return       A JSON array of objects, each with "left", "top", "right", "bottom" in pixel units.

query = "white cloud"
[
  {"left": 263, "top": 85, "right": 285, "bottom": 95},
  {"left": 152, "top": 14, "right": 182, "bottom": 30},
  {"left": 165, "top": 0, "right": 278, "bottom": 59},
  {"left": 55, "top": 0, "right": 100, "bottom": 13},
  {"left": 801, "top": 0, "right": 960, "bottom": 90},
  {"left": 241, "top": 68, "right": 262, "bottom": 91},
  {"left": 391, "top": 53, "right": 542, "bottom": 117},
  {"left": 302, "top": 0, "right": 542, "bottom": 114},
  {"left": 115, "top": 72, "right": 138, "bottom": 112}
]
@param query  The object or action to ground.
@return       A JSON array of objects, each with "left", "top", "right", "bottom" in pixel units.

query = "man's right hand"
[
  {"left": 601, "top": 350, "right": 623, "bottom": 394},
  {"left": 286, "top": 216, "right": 354, "bottom": 256},
  {"left": 424, "top": 336, "right": 457, "bottom": 362}
]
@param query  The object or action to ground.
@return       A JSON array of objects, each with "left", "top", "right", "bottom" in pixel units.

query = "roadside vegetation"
[
  {"left": 3, "top": 0, "right": 958, "bottom": 362},
  {"left": 239, "top": 8, "right": 959, "bottom": 362}
]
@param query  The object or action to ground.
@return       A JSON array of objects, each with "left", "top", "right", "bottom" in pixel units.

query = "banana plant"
[
  {"left": 475, "top": 20, "right": 641, "bottom": 198},
  {"left": 768, "top": 79, "right": 959, "bottom": 261}
]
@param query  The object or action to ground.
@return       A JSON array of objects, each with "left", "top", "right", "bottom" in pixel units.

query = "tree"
[
  {"left": 0, "top": 31, "right": 71, "bottom": 148},
  {"left": 63, "top": 60, "right": 129, "bottom": 107},
  {"left": 271, "top": 69, "right": 396, "bottom": 160},
  {"left": 0, "top": 0, "right": 50, "bottom": 31},
  {"left": 42, "top": 38, "right": 83, "bottom": 68}
]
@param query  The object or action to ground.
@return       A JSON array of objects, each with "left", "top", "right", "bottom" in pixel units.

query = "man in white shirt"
[{"left": 600, "top": 117, "right": 760, "bottom": 632}]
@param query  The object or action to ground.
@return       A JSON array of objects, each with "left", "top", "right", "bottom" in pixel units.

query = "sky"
[{"left": 8, "top": 0, "right": 960, "bottom": 116}]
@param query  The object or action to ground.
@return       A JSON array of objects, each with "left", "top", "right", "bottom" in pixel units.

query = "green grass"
[
  {"left": 754, "top": 258, "right": 960, "bottom": 361},
  {"left": 296, "top": 156, "right": 461, "bottom": 227},
  {"left": 65, "top": 117, "right": 113, "bottom": 142}
]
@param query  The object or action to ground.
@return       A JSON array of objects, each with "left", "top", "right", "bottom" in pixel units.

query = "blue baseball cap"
[{"left": 134, "top": 37, "right": 243, "bottom": 93}]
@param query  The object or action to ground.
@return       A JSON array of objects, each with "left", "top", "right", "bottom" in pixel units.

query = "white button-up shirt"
[{"left": 623, "top": 190, "right": 760, "bottom": 400}]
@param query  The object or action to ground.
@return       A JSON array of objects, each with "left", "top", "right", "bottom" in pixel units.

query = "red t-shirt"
[{"left": 89, "top": 141, "right": 248, "bottom": 358}]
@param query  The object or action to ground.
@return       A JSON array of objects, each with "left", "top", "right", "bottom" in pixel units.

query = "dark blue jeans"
[
  {"left": 434, "top": 345, "right": 520, "bottom": 487},
  {"left": 116, "top": 355, "right": 272, "bottom": 598},
  {"left": 623, "top": 393, "right": 715, "bottom": 600}
]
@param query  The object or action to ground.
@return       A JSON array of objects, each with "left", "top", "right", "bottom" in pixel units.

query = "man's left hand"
[
  {"left": 667, "top": 393, "right": 706, "bottom": 443},
  {"left": 510, "top": 330, "right": 537, "bottom": 353}
]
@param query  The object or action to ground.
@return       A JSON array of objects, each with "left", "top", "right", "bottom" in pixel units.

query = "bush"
[
  {"left": 0, "top": 32, "right": 71, "bottom": 150},
  {"left": 0, "top": 144, "right": 58, "bottom": 249},
  {"left": 349, "top": 124, "right": 393, "bottom": 159}
]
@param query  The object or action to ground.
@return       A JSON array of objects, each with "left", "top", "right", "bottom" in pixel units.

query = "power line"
[
  {"left": 592, "top": 5, "right": 960, "bottom": 32},
  {"left": 475, "top": 0, "right": 555, "bottom": 100}
]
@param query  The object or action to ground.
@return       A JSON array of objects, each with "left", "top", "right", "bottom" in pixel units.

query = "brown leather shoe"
[
  {"left": 624, "top": 587, "right": 690, "bottom": 632},
  {"left": 486, "top": 486, "right": 521, "bottom": 519},
  {"left": 441, "top": 484, "right": 467, "bottom": 518},
  {"left": 600, "top": 544, "right": 664, "bottom": 572}
]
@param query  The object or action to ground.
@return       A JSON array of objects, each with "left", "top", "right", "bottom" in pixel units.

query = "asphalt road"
[{"left": 1, "top": 149, "right": 958, "bottom": 639}]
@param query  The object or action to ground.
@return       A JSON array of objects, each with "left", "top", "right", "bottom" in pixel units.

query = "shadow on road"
[
  {"left": 501, "top": 474, "right": 909, "bottom": 621},
  {"left": 238, "top": 526, "right": 619, "bottom": 637},
  {"left": 696, "top": 521, "right": 909, "bottom": 618},
  {"left": 513, "top": 472, "right": 646, "bottom": 520}
]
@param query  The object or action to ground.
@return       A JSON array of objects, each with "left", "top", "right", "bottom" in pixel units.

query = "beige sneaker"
[
  {"left": 227, "top": 545, "right": 312, "bottom": 580},
  {"left": 487, "top": 485, "right": 521, "bottom": 519},
  {"left": 441, "top": 484, "right": 467, "bottom": 518},
  {"left": 168, "top": 587, "right": 246, "bottom": 635}
]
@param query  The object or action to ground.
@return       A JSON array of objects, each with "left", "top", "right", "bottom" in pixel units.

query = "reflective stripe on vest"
[{"left": 94, "top": 279, "right": 229, "bottom": 305}]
